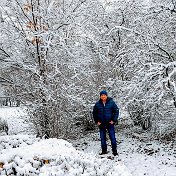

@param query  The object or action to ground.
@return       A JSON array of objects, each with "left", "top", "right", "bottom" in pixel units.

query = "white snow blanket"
[
  {"left": 0, "top": 107, "right": 34, "bottom": 135},
  {"left": 0, "top": 136, "right": 132, "bottom": 176}
]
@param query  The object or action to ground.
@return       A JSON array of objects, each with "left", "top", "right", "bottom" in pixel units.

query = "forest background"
[{"left": 0, "top": 0, "right": 175, "bottom": 140}]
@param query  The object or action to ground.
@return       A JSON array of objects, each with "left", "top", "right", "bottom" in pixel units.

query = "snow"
[
  {"left": 0, "top": 107, "right": 176, "bottom": 176},
  {"left": 72, "top": 133, "right": 176, "bottom": 176},
  {"left": 0, "top": 106, "right": 34, "bottom": 135},
  {"left": 0, "top": 136, "right": 132, "bottom": 176}
]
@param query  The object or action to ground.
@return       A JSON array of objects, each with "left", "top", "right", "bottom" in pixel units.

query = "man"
[{"left": 93, "top": 90, "right": 119, "bottom": 156}]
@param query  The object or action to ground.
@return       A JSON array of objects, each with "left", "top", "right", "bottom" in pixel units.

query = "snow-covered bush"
[
  {"left": 127, "top": 100, "right": 151, "bottom": 130},
  {"left": 0, "top": 0, "right": 102, "bottom": 139},
  {"left": 0, "top": 138, "right": 132, "bottom": 176},
  {"left": 0, "top": 135, "right": 39, "bottom": 151},
  {"left": 0, "top": 118, "right": 8, "bottom": 135}
]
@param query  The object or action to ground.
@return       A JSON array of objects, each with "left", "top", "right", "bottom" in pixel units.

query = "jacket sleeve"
[
  {"left": 93, "top": 104, "right": 98, "bottom": 124},
  {"left": 112, "top": 101, "right": 119, "bottom": 123}
]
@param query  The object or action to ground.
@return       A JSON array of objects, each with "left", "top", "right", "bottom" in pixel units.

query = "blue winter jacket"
[{"left": 93, "top": 97, "right": 119, "bottom": 124}]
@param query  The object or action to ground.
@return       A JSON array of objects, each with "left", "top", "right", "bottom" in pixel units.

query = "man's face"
[{"left": 100, "top": 94, "right": 108, "bottom": 101}]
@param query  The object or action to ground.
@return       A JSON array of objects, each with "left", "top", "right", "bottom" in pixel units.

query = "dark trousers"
[{"left": 99, "top": 124, "right": 117, "bottom": 153}]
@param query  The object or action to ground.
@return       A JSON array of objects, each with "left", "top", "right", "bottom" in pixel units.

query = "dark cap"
[{"left": 100, "top": 90, "right": 108, "bottom": 96}]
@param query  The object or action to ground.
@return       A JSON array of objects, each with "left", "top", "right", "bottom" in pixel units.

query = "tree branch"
[
  {"left": 73, "top": 0, "right": 86, "bottom": 12},
  {"left": 155, "top": 44, "right": 174, "bottom": 62},
  {"left": 14, "top": 0, "right": 33, "bottom": 23},
  {"left": 0, "top": 48, "right": 10, "bottom": 58}
]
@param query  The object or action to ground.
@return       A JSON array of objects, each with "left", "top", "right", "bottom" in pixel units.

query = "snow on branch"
[{"left": 105, "top": 26, "right": 133, "bottom": 36}]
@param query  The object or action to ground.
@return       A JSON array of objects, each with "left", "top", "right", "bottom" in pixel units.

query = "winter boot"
[
  {"left": 99, "top": 151, "right": 108, "bottom": 155},
  {"left": 112, "top": 150, "right": 118, "bottom": 156}
]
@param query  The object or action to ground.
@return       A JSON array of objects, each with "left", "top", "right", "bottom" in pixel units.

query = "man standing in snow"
[{"left": 93, "top": 90, "right": 119, "bottom": 156}]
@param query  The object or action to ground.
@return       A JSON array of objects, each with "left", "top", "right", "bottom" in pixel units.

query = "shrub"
[{"left": 0, "top": 118, "right": 8, "bottom": 135}]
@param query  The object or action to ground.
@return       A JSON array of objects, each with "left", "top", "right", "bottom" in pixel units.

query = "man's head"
[{"left": 100, "top": 90, "right": 108, "bottom": 102}]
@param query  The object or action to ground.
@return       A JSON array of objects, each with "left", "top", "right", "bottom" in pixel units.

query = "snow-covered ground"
[
  {"left": 0, "top": 106, "right": 34, "bottom": 135},
  {"left": 71, "top": 133, "right": 176, "bottom": 176},
  {"left": 0, "top": 107, "right": 176, "bottom": 176}
]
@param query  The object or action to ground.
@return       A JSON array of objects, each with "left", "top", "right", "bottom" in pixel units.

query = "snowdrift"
[{"left": 0, "top": 135, "right": 132, "bottom": 176}]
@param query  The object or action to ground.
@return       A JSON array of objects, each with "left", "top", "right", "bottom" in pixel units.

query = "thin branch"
[
  {"left": 56, "top": 23, "right": 69, "bottom": 30},
  {"left": 31, "top": 0, "right": 37, "bottom": 27},
  {"left": 30, "top": 0, "right": 41, "bottom": 67},
  {"left": 14, "top": 0, "right": 33, "bottom": 23},
  {"left": 0, "top": 76, "right": 13, "bottom": 84},
  {"left": 155, "top": 44, "right": 174, "bottom": 62},
  {"left": 73, "top": 0, "right": 86, "bottom": 13},
  {"left": 0, "top": 48, "right": 10, "bottom": 57}
]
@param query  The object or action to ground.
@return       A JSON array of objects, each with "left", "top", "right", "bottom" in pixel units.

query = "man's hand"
[
  {"left": 109, "top": 121, "right": 114, "bottom": 124},
  {"left": 97, "top": 122, "right": 101, "bottom": 126}
]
